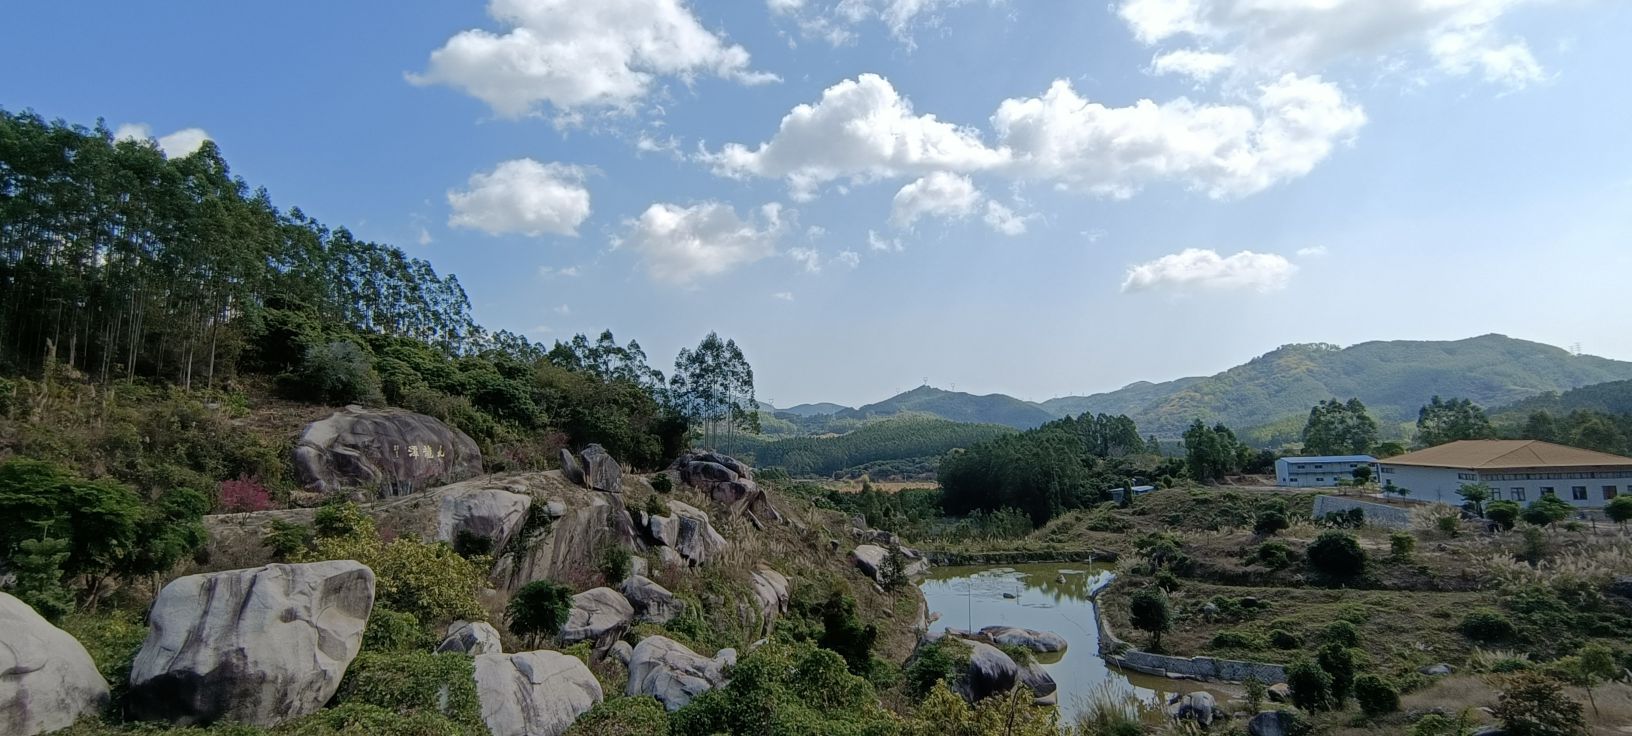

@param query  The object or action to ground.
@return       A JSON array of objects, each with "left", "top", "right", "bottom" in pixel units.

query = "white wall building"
[
  {"left": 1274, "top": 455, "right": 1378, "bottom": 487},
  {"left": 1378, "top": 440, "right": 1632, "bottom": 509}
]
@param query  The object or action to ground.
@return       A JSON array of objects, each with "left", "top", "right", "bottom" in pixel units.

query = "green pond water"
[{"left": 919, "top": 563, "right": 1226, "bottom": 724}]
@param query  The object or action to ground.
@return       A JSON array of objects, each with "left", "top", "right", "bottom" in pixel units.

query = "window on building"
[
  {"left": 1491, "top": 489, "right": 1503, "bottom": 501},
  {"left": 1511, "top": 488, "right": 1526, "bottom": 501},
  {"left": 1604, "top": 486, "right": 1619, "bottom": 500},
  {"left": 1316, "top": 478, "right": 1325, "bottom": 483},
  {"left": 1572, "top": 486, "right": 1588, "bottom": 501}
]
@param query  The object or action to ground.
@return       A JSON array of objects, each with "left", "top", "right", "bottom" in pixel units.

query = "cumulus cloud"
[
  {"left": 114, "top": 123, "right": 212, "bottom": 158},
  {"left": 1296, "top": 245, "right": 1328, "bottom": 257},
  {"left": 768, "top": 0, "right": 974, "bottom": 45},
  {"left": 867, "top": 229, "right": 904, "bottom": 251},
  {"left": 787, "top": 246, "right": 823, "bottom": 272},
  {"left": 709, "top": 72, "right": 1363, "bottom": 202},
  {"left": 1151, "top": 49, "right": 1235, "bottom": 81},
  {"left": 411, "top": 0, "right": 776, "bottom": 119},
  {"left": 704, "top": 74, "right": 1005, "bottom": 200},
  {"left": 890, "top": 172, "right": 982, "bottom": 227},
  {"left": 993, "top": 73, "right": 1366, "bottom": 199},
  {"left": 1121, "top": 248, "right": 1298, "bottom": 293},
  {"left": 982, "top": 200, "right": 1029, "bottom": 236},
  {"left": 1117, "top": 0, "right": 1548, "bottom": 89},
  {"left": 448, "top": 159, "right": 592, "bottom": 237},
  {"left": 621, "top": 201, "right": 784, "bottom": 284},
  {"left": 836, "top": 250, "right": 861, "bottom": 268}
]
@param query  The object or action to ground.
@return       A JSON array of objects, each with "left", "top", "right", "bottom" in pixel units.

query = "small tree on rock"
[{"left": 507, "top": 580, "right": 574, "bottom": 647}]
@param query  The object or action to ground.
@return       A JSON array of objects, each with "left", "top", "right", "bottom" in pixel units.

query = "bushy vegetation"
[{"left": 508, "top": 580, "right": 575, "bottom": 646}]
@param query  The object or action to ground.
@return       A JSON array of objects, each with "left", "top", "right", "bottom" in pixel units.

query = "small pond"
[{"left": 919, "top": 563, "right": 1226, "bottom": 724}]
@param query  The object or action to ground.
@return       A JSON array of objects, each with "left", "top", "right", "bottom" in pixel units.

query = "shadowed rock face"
[
  {"left": 293, "top": 407, "right": 482, "bottom": 497},
  {"left": 672, "top": 450, "right": 781, "bottom": 522},
  {"left": 127, "top": 561, "right": 375, "bottom": 727},
  {"left": 473, "top": 650, "right": 601, "bottom": 736},
  {"left": 579, "top": 444, "right": 622, "bottom": 493},
  {"left": 621, "top": 576, "right": 683, "bottom": 625},
  {"left": 625, "top": 636, "right": 735, "bottom": 712},
  {"left": 438, "top": 621, "right": 503, "bottom": 656},
  {"left": 1, "top": 593, "right": 111, "bottom": 736},
  {"left": 559, "top": 587, "right": 635, "bottom": 647}
]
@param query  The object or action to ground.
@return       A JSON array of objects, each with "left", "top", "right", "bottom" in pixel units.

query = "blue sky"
[{"left": 6, "top": 0, "right": 1631, "bottom": 407}]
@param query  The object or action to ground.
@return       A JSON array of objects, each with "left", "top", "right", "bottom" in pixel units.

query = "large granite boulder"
[
  {"left": 621, "top": 576, "right": 683, "bottom": 625},
  {"left": 1020, "top": 662, "right": 1058, "bottom": 706},
  {"left": 558, "top": 449, "right": 586, "bottom": 486},
  {"left": 293, "top": 406, "right": 482, "bottom": 497},
  {"left": 625, "top": 636, "right": 735, "bottom": 712},
  {"left": 748, "top": 567, "right": 790, "bottom": 628},
  {"left": 438, "top": 620, "right": 503, "bottom": 656},
  {"left": 1168, "top": 691, "right": 1224, "bottom": 727},
  {"left": 128, "top": 561, "right": 374, "bottom": 727},
  {"left": 673, "top": 450, "right": 780, "bottom": 521},
  {"left": 473, "top": 650, "right": 602, "bottom": 736},
  {"left": 559, "top": 587, "right": 635, "bottom": 646},
  {"left": 852, "top": 544, "right": 929, "bottom": 583},
  {"left": 958, "top": 640, "right": 1021, "bottom": 702},
  {"left": 643, "top": 501, "right": 727, "bottom": 566},
  {"left": 436, "top": 488, "right": 531, "bottom": 552},
  {"left": 578, "top": 444, "right": 623, "bottom": 493},
  {"left": 978, "top": 626, "right": 1068, "bottom": 654},
  {"left": 0, "top": 593, "right": 111, "bottom": 736}
]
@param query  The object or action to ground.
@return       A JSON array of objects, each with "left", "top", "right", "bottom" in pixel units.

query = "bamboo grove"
[{"left": 0, "top": 110, "right": 476, "bottom": 387}]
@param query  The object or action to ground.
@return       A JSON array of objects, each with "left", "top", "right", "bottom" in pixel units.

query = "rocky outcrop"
[
  {"left": 958, "top": 640, "right": 1021, "bottom": 702},
  {"left": 579, "top": 444, "right": 623, "bottom": 494},
  {"left": 621, "top": 576, "right": 683, "bottom": 625},
  {"left": 641, "top": 500, "right": 726, "bottom": 566},
  {"left": 608, "top": 641, "right": 633, "bottom": 667},
  {"left": 748, "top": 567, "right": 790, "bottom": 628},
  {"left": 1, "top": 593, "right": 111, "bottom": 736},
  {"left": 493, "top": 486, "right": 637, "bottom": 594},
  {"left": 625, "top": 636, "right": 735, "bottom": 712},
  {"left": 438, "top": 620, "right": 503, "bottom": 656},
  {"left": 852, "top": 544, "right": 929, "bottom": 583},
  {"left": 1020, "top": 662, "right": 1058, "bottom": 706},
  {"left": 977, "top": 626, "right": 1068, "bottom": 654},
  {"left": 293, "top": 406, "right": 482, "bottom": 497},
  {"left": 673, "top": 450, "right": 780, "bottom": 522},
  {"left": 1168, "top": 691, "right": 1224, "bottom": 727},
  {"left": 558, "top": 449, "right": 585, "bottom": 487},
  {"left": 436, "top": 488, "right": 531, "bottom": 552},
  {"left": 473, "top": 650, "right": 602, "bottom": 736},
  {"left": 128, "top": 561, "right": 375, "bottom": 727},
  {"left": 559, "top": 587, "right": 635, "bottom": 647}
]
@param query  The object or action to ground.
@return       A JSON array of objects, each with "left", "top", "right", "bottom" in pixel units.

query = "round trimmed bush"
[
  {"left": 1354, "top": 674, "right": 1399, "bottom": 717},
  {"left": 1307, "top": 530, "right": 1366, "bottom": 579},
  {"left": 1458, "top": 609, "right": 1516, "bottom": 642}
]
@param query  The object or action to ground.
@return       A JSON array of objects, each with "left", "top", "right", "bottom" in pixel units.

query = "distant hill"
[
  {"left": 1049, "top": 335, "right": 1632, "bottom": 437},
  {"left": 1491, "top": 379, "right": 1632, "bottom": 420},
  {"left": 732, "top": 415, "right": 1014, "bottom": 476},
  {"left": 785, "top": 335, "right": 1632, "bottom": 441},
  {"left": 835, "top": 385, "right": 1058, "bottom": 429},
  {"left": 778, "top": 402, "right": 851, "bottom": 417}
]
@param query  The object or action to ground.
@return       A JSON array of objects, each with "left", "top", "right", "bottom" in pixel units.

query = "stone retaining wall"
[
  {"left": 1090, "top": 575, "right": 1287, "bottom": 684},
  {"left": 1312, "top": 495, "right": 1415, "bottom": 529}
]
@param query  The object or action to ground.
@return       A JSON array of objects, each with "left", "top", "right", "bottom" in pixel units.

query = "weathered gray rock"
[
  {"left": 438, "top": 620, "right": 503, "bottom": 656},
  {"left": 626, "top": 636, "right": 734, "bottom": 712},
  {"left": 579, "top": 444, "right": 622, "bottom": 493},
  {"left": 1, "top": 592, "right": 111, "bottom": 736},
  {"left": 1247, "top": 709, "right": 1300, "bottom": 736},
  {"left": 748, "top": 567, "right": 790, "bottom": 628},
  {"left": 437, "top": 488, "right": 532, "bottom": 552},
  {"left": 128, "top": 561, "right": 375, "bottom": 727},
  {"left": 560, "top": 587, "right": 635, "bottom": 646},
  {"left": 647, "top": 512, "right": 678, "bottom": 548},
  {"left": 665, "top": 501, "right": 727, "bottom": 565},
  {"left": 1019, "top": 662, "right": 1057, "bottom": 705},
  {"left": 621, "top": 576, "right": 683, "bottom": 625},
  {"left": 656, "top": 547, "right": 684, "bottom": 569},
  {"left": 1169, "top": 691, "right": 1223, "bottom": 727},
  {"left": 559, "top": 449, "right": 585, "bottom": 486},
  {"left": 1420, "top": 663, "right": 1455, "bottom": 676},
  {"left": 852, "top": 544, "right": 929, "bottom": 583},
  {"left": 473, "top": 650, "right": 602, "bottom": 736},
  {"left": 978, "top": 626, "right": 1068, "bottom": 654},
  {"left": 958, "top": 641, "right": 1021, "bottom": 702},
  {"left": 293, "top": 406, "right": 482, "bottom": 497},
  {"left": 1266, "top": 683, "right": 1291, "bottom": 703},
  {"left": 608, "top": 641, "right": 634, "bottom": 667},
  {"left": 673, "top": 451, "right": 780, "bottom": 521}
]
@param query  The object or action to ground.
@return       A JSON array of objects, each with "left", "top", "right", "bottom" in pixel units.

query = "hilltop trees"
[
  {"left": 1183, "top": 419, "right": 1250, "bottom": 483},
  {"left": 1416, "top": 396, "right": 1495, "bottom": 447},
  {"left": 670, "top": 332, "right": 758, "bottom": 448},
  {"left": 1302, "top": 398, "right": 1379, "bottom": 455}
]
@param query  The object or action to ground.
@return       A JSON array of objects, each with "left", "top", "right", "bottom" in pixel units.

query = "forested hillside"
[
  {"left": 726, "top": 415, "right": 1012, "bottom": 477},
  {"left": 1492, "top": 379, "right": 1632, "bottom": 419},
  {"left": 835, "top": 385, "right": 1056, "bottom": 429}
]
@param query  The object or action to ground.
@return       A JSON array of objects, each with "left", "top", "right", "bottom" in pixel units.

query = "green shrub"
[
  {"left": 650, "top": 474, "right": 673, "bottom": 494},
  {"left": 564, "top": 696, "right": 671, "bottom": 736},
  {"left": 334, "top": 652, "right": 484, "bottom": 735},
  {"left": 362, "top": 609, "right": 435, "bottom": 654},
  {"left": 1269, "top": 629, "right": 1303, "bottom": 650},
  {"left": 1287, "top": 657, "right": 1334, "bottom": 712},
  {"left": 600, "top": 542, "right": 632, "bottom": 585},
  {"left": 296, "top": 504, "right": 488, "bottom": 624},
  {"left": 264, "top": 520, "right": 314, "bottom": 560},
  {"left": 1493, "top": 672, "right": 1585, "bottom": 736},
  {"left": 1459, "top": 609, "right": 1517, "bottom": 642},
  {"left": 904, "top": 638, "right": 971, "bottom": 698},
  {"left": 1409, "top": 710, "right": 1480, "bottom": 736},
  {"left": 1321, "top": 620, "right": 1362, "bottom": 648},
  {"left": 283, "top": 702, "right": 471, "bottom": 736},
  {"left": 1316, "top": 643, "right": 1361, "bottom": 707},
  {"left": 1355, "top": 674, "right": 1400, "bottom": 716},
  {"left": 1129, "top": 587, "right": 1173, "bottom": 651},
  {"left": 452, "top": 529, "right": 493, "bottom": 558},
  {"left": 508, "top": 580, "right": 575, "bottom": 645},
  {"left": 11, "top": 537, "right": 74, "bottom": 622},
  {"left": 1255, "top": 540, "right": 1294, "bottom": 569},
  {"left": 1154, "top": 568, "right": 1181, "bottom": 592},
  {"left": 1389, "top": 532, "right": 1416, "bottom": 559},
  {"left": 1254, "top": 510, "right": 1289, "bottom": 536},
  {"left": 643, "top": 494, "right": 670, "bottom": 518},
  {"left": 1486, "top": 500, "right": 1521, "bottom": 530},
  {"left": 284, "top": 340, "right": 383, "bottom": 405},
  {"left": 668, "top": 641, "right": 893, "bottom": 736},
  {"left": 1307, "top": 530, "right": 1366, "bottom": 579},
  {"left": 1211, "top": 630, "right": 1263, "bottom": 650}
]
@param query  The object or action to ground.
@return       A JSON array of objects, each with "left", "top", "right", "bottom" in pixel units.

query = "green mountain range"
[{"left": 781, "top": 335, "right": 1632, "bottom": 438}]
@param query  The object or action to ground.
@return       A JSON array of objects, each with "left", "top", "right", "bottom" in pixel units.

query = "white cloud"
[
  {"left": 538, "top": 265, "right": 582, "bottom": 278},
  {"left": 787, "top": 246, "right": 823, "bottom": 272},
  {"left": 867, "top": 229, "right": 904, "bottom": 251},
  {"left": 836, "top": 250, "right": 862, "bottom": 268},
  {"left": 1151, "top": 49, "right": 1235, "bottom": 81},
  {"left": 993, "top": 73, "right": 1366, "bottom": 199},
  {"left": 1117, "top": 0, "right": 1549, "bottom": 89},
  {"left": 768, "top": 0, "right": 973, "bottom": 45},
  {"left": 890, "top": 172, "right": 982, "bottom": 227},
  {"left": 114, "top": 123, "right": 212, "bottom": 158},
  {"left": 710, "top": 72, "right": 1363, "bottom": 202},
  {"left": 772, "top": 291, "right": 796, "bottom": 301},
  {"left": 417, "top": 227, "right": 434, "bottom": 246},
  {"left": 621, "top": 201, "right": 784, "bottom": 284},
  {"left": 554, "top": 304, "right": 571, "bottom": 315},
  {"left": 448, "top": 159, "right": 592, "bottom": 237},
  {"left": 982, "top": 200, "right": 1029, "bottom": 236},
  {"left": 411, "top": 0, "right": 776, "bottom": 119},
  {"left": 1296, "top": 245, "right": 1328, "bottom": 257},
  {"left": 705, "top": 74, "right": 1006, "bottom": 200},
  {"left": 1121, "top": 248, "right": 1298, "bottom": 293}
]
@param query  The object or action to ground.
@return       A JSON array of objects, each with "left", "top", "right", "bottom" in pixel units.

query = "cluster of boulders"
[
  {"left": 672, "top": 450, "right": 781, "bottom": 524},
  {"left": 918, "top": 630, "right": 1059, "bottom": 706},
  {"left": 943, "top": 625, "right": 1068, "bottom": 655},
  {"left": 850, "top": 526, "right": 930, "bottom": 585},
  {"left": 560, "top": 444, "right": 623, "bottom": 494},
  {"left": 293, "top": 406, "right": 483, "bottom": 498},
  {"left": 623, "top": 635, "right": 737, "bottom": 711},
  {"left": 635, "top": 499, "right": 729, "bottom": 568}
]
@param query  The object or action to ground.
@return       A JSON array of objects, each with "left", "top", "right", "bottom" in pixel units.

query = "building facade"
[
  {"left": 1274, "top": 455, "right": 1379, "bottom": 487},
  {"left": 1377, "top": 440, "right": 1632, "bottom": 509}
]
